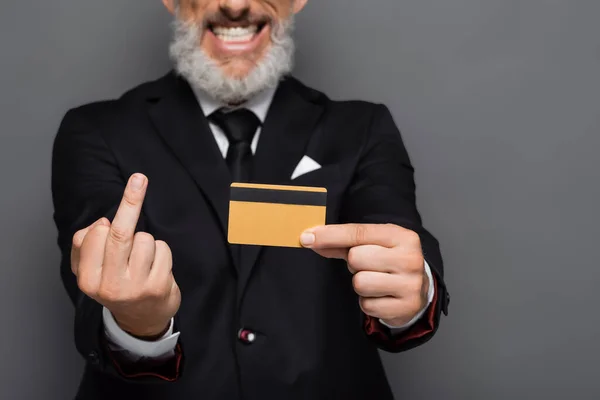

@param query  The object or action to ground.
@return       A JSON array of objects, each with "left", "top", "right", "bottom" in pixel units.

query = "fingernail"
[
  {"left": 130, "top": 174, "right": 145, "bottom": 191},
  {"left": 300, "top": 232, "right": 315, "bottom": 246}
]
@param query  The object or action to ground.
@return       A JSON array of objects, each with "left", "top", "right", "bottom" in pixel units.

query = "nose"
[{"left": 219, "top": 0, "right": 251, "bottom": 20}]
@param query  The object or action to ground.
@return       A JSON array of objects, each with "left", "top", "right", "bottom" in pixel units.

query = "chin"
[{"left": 218, "top": 59, "right": 261, "bottom": 80}]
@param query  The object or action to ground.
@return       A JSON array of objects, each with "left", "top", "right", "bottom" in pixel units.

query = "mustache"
[{"left": 203, "top": 10, "right": 271, "bottom": 28}]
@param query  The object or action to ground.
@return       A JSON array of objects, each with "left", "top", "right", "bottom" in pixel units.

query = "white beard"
[{"left": 169, "top": 14, "right": 295, "bottom": 104}]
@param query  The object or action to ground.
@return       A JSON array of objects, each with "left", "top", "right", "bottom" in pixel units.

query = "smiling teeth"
[{"left": 213, "top": 25, "right": 258, "bottom": 42}]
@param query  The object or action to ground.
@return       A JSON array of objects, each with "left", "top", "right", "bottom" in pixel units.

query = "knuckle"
[
  {"left": 134, "top": 232, "right": 155, "bottom": 246},
  {"left": 145, "top": 285, "right": 168, "bottom": 301},
  {"left": 155, "top": 240, "right": 170, "bottom": 250},
  {"left": 90, "top": 224, "right": 109, "bottom": 235},
  {"left": 353, "top": 224, "right": 368, "bottom": 245},
  {"left": 77, "top": 274, "right": 97, "bottom": 298},
  {"left": 109, "top": 226, "right": 131, "bottom": 244},
  {"left": 359, "top": 297, "right": 377, "bottom": 315},
  {"left": 97, "top": 285, "right": 122, "bottom": 303},
  {"left": 352, "top": 272, "right": 369, "bottom": 294},
  {"left": 407, "top": 230, "right": 421, "bottom": 246},
  {"left": 155, "top": 240, "right": 172, "bottom": 257},
  {"left": 133, "top": 232, "right": 156, "bottom": 251},
  {"left": 347, "top": 246, "right": 360, "bottom": 268},
  {"left": 384, "top": 223, "right": 401, "bottom": 238},
  {"left": 122, "top": 192, "right": 139, "bottom": 208},
  {"left": 76, "top": 274, "right": 90, "bottom": 294},
  {"left": 90, "top": 225, "right": 110, "bottom": 240},
  {"left": 386, "top": 223, "right": 401, "bottom": 234},
  {"left": 72, "top": 230, "right": 84, "bottom": 248},
  {"left": 405, "top": 253, "right": 424, "bottom": 272}
]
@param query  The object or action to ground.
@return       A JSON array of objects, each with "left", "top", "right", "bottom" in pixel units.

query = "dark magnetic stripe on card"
[{"left": 230, "top": 187, "right": 327, "bottom": 206}]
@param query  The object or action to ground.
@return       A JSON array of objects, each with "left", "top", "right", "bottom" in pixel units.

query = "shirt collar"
[{"left": 192, "top": 84, "right": 278, "bottom": 123}]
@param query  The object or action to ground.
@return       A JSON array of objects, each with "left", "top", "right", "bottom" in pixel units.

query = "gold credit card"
[{"left": 228, "top": 182, "right": 327, "bottom": 248}]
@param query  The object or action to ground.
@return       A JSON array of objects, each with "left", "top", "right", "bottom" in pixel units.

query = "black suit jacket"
[{"left": 51, "top": 72, "right": 449, "bottom": 400}]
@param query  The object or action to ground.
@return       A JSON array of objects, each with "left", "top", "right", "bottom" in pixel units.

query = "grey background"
[{"left": 1, "top": 0, "right": 599, "bottom": 399}]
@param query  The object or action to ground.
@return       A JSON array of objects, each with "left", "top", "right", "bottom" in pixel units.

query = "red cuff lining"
[
  {"left": 106, "top": 342, "right": 183, "bottom": 382},
  {"left": 365, "top": 274, "right": 439, "bottom": 347}
]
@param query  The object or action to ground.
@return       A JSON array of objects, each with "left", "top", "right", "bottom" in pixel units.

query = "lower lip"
[{"left": 207, "top": 25, "right": 269, "bottom": 54}]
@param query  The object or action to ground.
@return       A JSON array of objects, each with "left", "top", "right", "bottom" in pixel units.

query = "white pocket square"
[{"left": 291, "top": 156, "right": 321, "bottom": 180}]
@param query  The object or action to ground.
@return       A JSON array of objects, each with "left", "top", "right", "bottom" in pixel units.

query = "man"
[{"left": 51, "top": 0, "right": 450, "bottom": 399}]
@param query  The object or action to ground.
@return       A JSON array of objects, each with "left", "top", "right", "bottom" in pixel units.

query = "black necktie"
[{"left": 209, "top": 108, "right": 261, "bottom": 182}]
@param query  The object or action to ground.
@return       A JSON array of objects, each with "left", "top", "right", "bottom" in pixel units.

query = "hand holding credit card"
[{"left": 228, "top": 182, "right": 327, "bottom": 248}]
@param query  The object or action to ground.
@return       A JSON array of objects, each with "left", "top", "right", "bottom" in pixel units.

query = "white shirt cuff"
[
  {"left": 379, "top": 259, "right": 435, "bottom": 334},
  {"left": 102, "top": 307, "right": 180, "bottom": 361}
]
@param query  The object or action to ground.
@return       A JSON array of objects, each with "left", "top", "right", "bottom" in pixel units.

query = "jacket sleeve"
[
  {"left": 339, "top": 104, "right": 450, "bottom": 352},
  {"left": 51, "top": 108, "right": 183, "bottom": 381}
]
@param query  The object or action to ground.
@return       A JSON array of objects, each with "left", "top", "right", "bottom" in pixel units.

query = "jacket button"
[
  {"left": 88, "top": 350, "right": 100, "bottom": 365},
  {"left": 238, "top": 328, "right": 256, "bottom": 344}
]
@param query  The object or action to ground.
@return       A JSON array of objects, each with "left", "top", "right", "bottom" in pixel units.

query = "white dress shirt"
[{"left": 103, "top": 85, "right": 436, "bottom": 361}]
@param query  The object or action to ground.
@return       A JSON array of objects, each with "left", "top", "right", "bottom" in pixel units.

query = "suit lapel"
[
  {"left": 238, "top": 77, "right": 326, "bottom": 301},
  {"left": 147, "top": 74, "right": 238, "bottom": 271},
  {"left": 251, "top": 79, "right": 325, "bottom": 185}
]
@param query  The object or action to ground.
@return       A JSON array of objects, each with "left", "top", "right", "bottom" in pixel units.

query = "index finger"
[
  {"left": 104, "top": 173, "right": 148, "bottom": 267},
  {"left": 71, "top": 217, "right": 111, "bottom": 275},
  {"left": 301, "top": 224, "right": 410, "bottom": 249}
]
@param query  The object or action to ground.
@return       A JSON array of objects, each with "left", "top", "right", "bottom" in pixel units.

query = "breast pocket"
[
  {"left": 290, "top": 164, "right": 346, "bottom": 224},
  {"left": 290, "top": 164, "right": 340, "bottom": 187}
]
